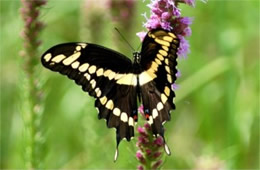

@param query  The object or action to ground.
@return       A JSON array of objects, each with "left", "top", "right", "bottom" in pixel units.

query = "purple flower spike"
[
  {"left": 136, "top": 31, "right": 147, "bottom": 41},
  {"left": 138, "top": 0, "right": 198, "bottom": 58},
  {"left": 153, "top": 151, "right": 162, "bottom": 158},
  {"left": 154, "top": 136, "right": 164, "bottom": 146},
  {"left": 136, "top": 121, "right": 164, "bottom": 169},
  {"left": 183, "top": 0, "right": 196, "bottom": 7},
  {"left": 172, "top": 83, "right": 179, "bottom": 90},
  {"left": 181, "top": 17, "right": 194, "bottom": 25},
  {"left": 138, "top": 136, "right": 149, "bottom": 145},
  {"left": 144, "top": 123, "right": 151, "bottom": 130},
  {"left": 145, "top": 149, "right": 152, "bottom": 155},
  {"left": 176, "top": 70, "right": 181, "bottom": 78},
  {"left": 138, "top": 104, "right": 144, "bottom": 115},
  {"left": 172, "top": 6, "right": 181, "bottom": 17},
  {"left": 183, "top": 27, "right": 192, "bottom": 37},
  {"left": 161, "top": 21, "right": 172, "bottom": 31},
  {"left": 137, "top": 126, "right": 146, "bottom": 134},
  {"left": 137, "top": 165, "right": 144, "bottom": 170},
  {"left": 152, "top": 160, "right": 163, "bottom": 169},
  {"left": 177, "top": 35, "right": 190, "bottom": 58},
  {"left": 161, "top": 12, "right": 171, "bottom": 20},
  {"left": 136, "top": 150, "right": 143, "bottom": 159},
  {"left": 136, "top": 150, "right": 146, "bottom": 163}
]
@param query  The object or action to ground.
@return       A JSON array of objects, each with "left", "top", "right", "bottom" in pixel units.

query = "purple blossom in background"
[
  {"left": 20, "top": 0, "right": 46, "bottom": 60},
  {"left": 20, "top": 0, "right": 47, "bottom": 168},
  {"left": 108, "top": 0, "right": 136, "bottom": 54},
  {"left": 108, "top": 0, "right": 136, "bottom": 28}
]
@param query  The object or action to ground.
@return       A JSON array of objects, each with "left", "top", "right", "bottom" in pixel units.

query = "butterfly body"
[{"left": 41, "top": 29, "right": 179, "bottom": 160}]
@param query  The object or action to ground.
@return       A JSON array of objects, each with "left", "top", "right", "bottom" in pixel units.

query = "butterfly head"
[{"left": 133, "top": 52, "right": 141, "bottom": 64}]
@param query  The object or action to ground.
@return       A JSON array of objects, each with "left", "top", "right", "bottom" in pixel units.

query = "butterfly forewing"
[
  {"left": 139, "top": 29, "right": 179, "bottom": 139},
  {"left": 41, "top": 43, "right": 137, "bottom": 146}
]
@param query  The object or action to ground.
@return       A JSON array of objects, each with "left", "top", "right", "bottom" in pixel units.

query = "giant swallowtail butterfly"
[{"left": 41, "top": 29, "right": 179, "bottom": 161}]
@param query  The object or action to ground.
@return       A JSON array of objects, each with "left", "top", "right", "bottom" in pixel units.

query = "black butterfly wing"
[
  {"left": 139, "top": 29, "right": 179, "bottom": 152},
  {"left": 41, "top": 43, "right": 138, "bottom": 152}
]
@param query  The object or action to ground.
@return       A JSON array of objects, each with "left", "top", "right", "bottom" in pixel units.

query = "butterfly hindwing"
[
  {"left": 41, "top": 43, "right": 137, "bottom": 145},
  {"left": 140, "top": 29, "right": 179, "bottom": 139}
]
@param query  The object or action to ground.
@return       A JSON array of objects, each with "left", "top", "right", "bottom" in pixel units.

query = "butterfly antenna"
[{"left": 114, "top": 28, "right": 135, "bottom": 52}]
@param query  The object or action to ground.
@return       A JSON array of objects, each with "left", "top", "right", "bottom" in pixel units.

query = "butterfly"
[{"left": 41, "top": 29, "right": 179, "bottom": 161}]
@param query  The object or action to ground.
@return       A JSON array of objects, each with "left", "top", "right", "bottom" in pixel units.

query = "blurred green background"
[{"left": 1, "top": 0, "right": 259, "bottom": 169}]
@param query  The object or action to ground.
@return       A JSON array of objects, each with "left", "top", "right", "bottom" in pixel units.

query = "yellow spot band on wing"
[
  {"left": 157, "top": 102, "right": 164, "bottom": 111},
  {"left": 165, "top": 58, "right": 169, "bottom": 65},
  {"left": 152, "top": 109, "right": 158, "bottom": 119},
  {"left": 163, "top": 36, "right": 173, "bottom": 42},
  {"left": 116, "top": 74, "right": 137, "bottom": 86},
  {"left": 162, "top": 46, "right": 169, "bottom": 51},
  {"left": 52, "top": 54, "right": 66, "bottom": 63},
  {"left": 164, "top": 86, "right": 170, "bottom": 96},
  {"left": 78, "top": 43, "right": 87, "bottom": 48},
  {"left": 120, "top": 112, "right": 128, "bottom": 122},
  {"left": 95, "top": 88, "right": 101, "bottom": 97},
  {"left": 105, "top": 100, "right": 114, "bottom": 110},
  {"left": 167, "top": 74, "right": 172, "bottom": 83},
  {"left": 63, "top": 52, "right": 81, "bottom": 65},
  {"left": 43, "top": 53, "right": 52, "bottom": 62},
  {"left": 114, "top": 73, "right": 124, "bottom": 80},
  {"left": 76, "top": 46, "right": 81, "bottom": 51},
  {"left": 104, "top": 69, "right": 112, "bottom": 77},
  {"left": 159, "top": 50, "right": 168, "bottom": 57},
  {"left": 108, "top": 71, "right": 116, "bottom": 80},
  {"left": 90, "top": 79, "right": 96, "bottom": 89},
  {"left": 148, "top": 32, "right": 155, "bottom": 38},
  {"left": 165, "top": 66, "right": 170, "bottom": 73},
  {"left": 139, "top": 68, "right": 156, "bottom": 86},
  {"left": 88, "top": 65, "right": 97, "bottom": 74},
  {"left": 128, "top": 117, "right": 134, "bottom": 126},
  {"left": 96, "top": 68, "right": 104, "bottom": 76},
  {"left": 113, "top": 108, "right": 121, "bottom": 116},
  {"left": 155, "top": 58, "right": 162, "bottom": 65},
  {"left": 100, "top": 96, "right": 107, "bottom": 105},
  {"left": 154, "top": 38, "right": 170, "bottom": 47},
  {"left": 79, "top": 63, "right": 89, "bottom": 72},
  {"left": 157, "top": 54, "right": 164, "bottom": 61},
  {"left": 161, "top": 93, "right": 168, "bottom": 104},
  {"left": 71, "top": 61, "right": 80, "bottom": 69},
  {"left": 168, "top": 32, "right": 176, "bottom": 38},
  {"left": 84, "top": 73, "right": 91, "bottom": 80},
  {"left": 150, "top": 61, "right": 158, "bottom": 72}
]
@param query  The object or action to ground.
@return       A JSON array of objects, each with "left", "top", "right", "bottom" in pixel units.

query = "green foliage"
[{"left": 0, "top": 0, "right": 259, "bottom": 169}]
